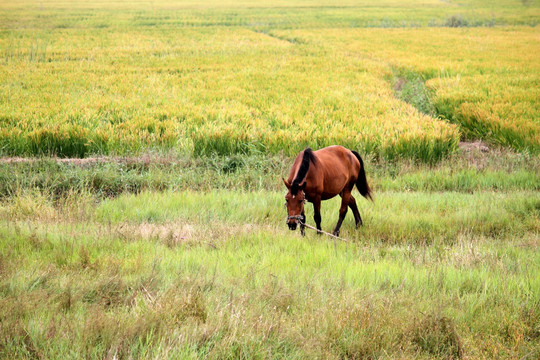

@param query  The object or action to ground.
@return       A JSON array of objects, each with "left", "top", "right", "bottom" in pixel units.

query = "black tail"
[
  {"left": 291, "top": 148, "right": 315, "bottom": 195},
  {"left": 351, "top": 150, "right": 373, "bottom": 202}
]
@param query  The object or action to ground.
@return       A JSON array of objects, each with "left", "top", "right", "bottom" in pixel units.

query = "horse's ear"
[{"left": 282, "top": 178, "right": 291, "bottom": 189}]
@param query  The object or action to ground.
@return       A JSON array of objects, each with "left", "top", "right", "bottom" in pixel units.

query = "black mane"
[{"left": 291, "top": 148, "right": 315, "bottom": 195}]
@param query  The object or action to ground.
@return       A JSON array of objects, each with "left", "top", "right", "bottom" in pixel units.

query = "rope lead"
[{"left": 286, "top": 217, "right": 349, "bottom": 242}]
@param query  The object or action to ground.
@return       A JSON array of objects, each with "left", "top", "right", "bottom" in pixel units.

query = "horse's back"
[
  {"left": 313, "top": 146, "right": 360, "bottom": 196},
  {"left": 314, "top": 146, "right": 360, "bottom": 174}
]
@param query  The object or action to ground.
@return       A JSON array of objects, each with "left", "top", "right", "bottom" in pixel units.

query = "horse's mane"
[{"left": 291, "top": 148, "right": 316, "bottom": 195}]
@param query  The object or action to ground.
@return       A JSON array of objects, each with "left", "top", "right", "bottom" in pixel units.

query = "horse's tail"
[{"left": 351, "top": 150, "right": 373, "bottom": 202}]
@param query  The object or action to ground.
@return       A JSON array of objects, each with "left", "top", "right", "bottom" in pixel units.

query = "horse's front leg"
[
  {"left": 333, "top": 191, "right": 351, "bottom": 237},
  {"left": 300, "top": 210, "right": 306, "bottom": 236},
  {"left": 313, "top": 196, "right": 322, "bottom": 235}
]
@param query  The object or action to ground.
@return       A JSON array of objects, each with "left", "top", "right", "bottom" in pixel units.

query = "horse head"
[{"left": 283, "top": 178, "right": 306, "bottom": 231}]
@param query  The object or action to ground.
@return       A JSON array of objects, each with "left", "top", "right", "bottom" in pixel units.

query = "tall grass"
[
  {"left": 0, "top": 188, "right": 538, "bottom": 358},
  {"left": 0, "top": 25, "right": 461, "bottom": 161},
  {"left": 0, "top": 149, "right": 538, "bottom": 198}
]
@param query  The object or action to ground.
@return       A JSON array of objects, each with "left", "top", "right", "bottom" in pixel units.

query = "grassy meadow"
[
  {"left": 1, "top": 186, "right": 539, "bottom": 359},
  {"left": 1, "top": 0, "right": 540, "bottom": 359},
  {"left": 0, "top": 150, "right": 539, "bottom": 359}
]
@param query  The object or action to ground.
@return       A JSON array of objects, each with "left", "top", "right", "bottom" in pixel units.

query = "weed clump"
[
  {"left": 412, "top": 314, "right": 464, "bottom": 359},
  {"left": 445, "top": 14, "right": 469, "bottom": 27}
]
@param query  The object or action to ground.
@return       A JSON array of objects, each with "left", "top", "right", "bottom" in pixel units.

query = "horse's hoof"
[
  {"left": 332, "top": 231, "right": 340, "bottom": 237},
  {"left": 316, "top": 230, "right": 322, "bottom": 235}
]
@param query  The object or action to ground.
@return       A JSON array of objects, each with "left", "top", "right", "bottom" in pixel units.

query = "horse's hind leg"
[
  {"left": 333, "top": 191, "right": 351, "bottom": 237},
  {"left": 348, "top": 195, "right": 362, "bottom": 228}
]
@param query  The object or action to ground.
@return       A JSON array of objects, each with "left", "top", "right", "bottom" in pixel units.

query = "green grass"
[
  {"left": 0, "top": 188, "right": 538, "bottom": 359},
  {"left": 92, "top": 190, "right": 539, "bottom": 244},
  {"left": 0, "top": 149, "right": 538, "bottom": 198}
]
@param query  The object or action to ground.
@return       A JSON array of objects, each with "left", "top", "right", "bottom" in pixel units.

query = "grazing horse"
[{"left": 283, "top": 145, "right": 372, "bottom": 237}]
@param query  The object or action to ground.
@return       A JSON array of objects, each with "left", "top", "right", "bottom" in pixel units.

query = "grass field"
[
  {"left": 1, "top": 187, "right": 539, "bottom": 359},
  {"left": 1, "top": 25, "right": 459, "bottom": 160},
  {"left": 0, "top": 148, "right": 539, "bottom": 359},
  {"left": 0, "top": 148, "right": 538, "bottom": 198},
  {"left": 1, "top": 0, "right": 539, "bottom": 359}
]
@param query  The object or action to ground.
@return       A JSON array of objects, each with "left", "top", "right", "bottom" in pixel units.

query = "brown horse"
[{"left": 283, "top": 145, "right": 372, "bottom": 237}]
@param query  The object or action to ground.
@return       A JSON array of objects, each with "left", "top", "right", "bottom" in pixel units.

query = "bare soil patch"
[
  {"left": 458, "top": 141, "right": 490, "bottom": 153},
  {"left": 113, "top": 221, "right": 267, "bottom": 249},
  {"left": 0, "top": 154, "right": 179, "bottom": 166}
]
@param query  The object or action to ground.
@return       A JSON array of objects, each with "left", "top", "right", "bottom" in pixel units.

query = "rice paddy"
[
  {"left": 286, "top": 26, "right": 540, "bottom": 152},
  {"left": 1, "top": 0, "right": 538, "bottom": 159}
]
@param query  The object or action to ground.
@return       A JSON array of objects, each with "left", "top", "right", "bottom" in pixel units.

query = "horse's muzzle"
[{"left": 287, "top": 215, "right": 304, "bottom": 231}]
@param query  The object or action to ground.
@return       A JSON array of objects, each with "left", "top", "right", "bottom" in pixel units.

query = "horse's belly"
[
  {"left": 322, "top": 174, "right": 349, "bottom": 195},
  {"left": 321, "top": 192, "right": 338, "bottom": 201}
]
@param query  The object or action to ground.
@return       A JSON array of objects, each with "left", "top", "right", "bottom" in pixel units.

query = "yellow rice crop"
[
  {"left": 284, "top": 27, "right": 539, "bottom": 152},
  {"left": 0, "top": 1, "right": 538, "bottom": 159},
  {"left": 0, "top": 25, "right": 459, "bottom": 160}
]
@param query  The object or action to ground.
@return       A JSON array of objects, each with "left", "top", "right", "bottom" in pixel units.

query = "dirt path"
[
  {"left": 0, "top": 154, "right": 180, "bottom": 166},
  {"left": 0, "top": 141, "right": 493, "bottom": 166}
]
